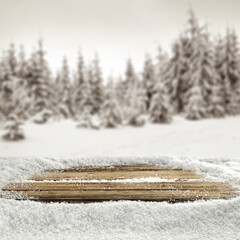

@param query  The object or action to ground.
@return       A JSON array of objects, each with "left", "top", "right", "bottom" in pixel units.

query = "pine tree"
[
  {"left": 150, "top": 81, "right": 172, "bottom": 123},
  {"left": 0, "top": 47, "right": 31, "bottom": 120},
  {"left": 205, "top": 34, "right": 225, "bottom": 117},
  {"left": 0, "top": 52, "right": 15, "bottom": 118},
  {"left": 163, "top": 38, "right": 186, "bottom": 113},
  {"left": 127, "top": 77, "right": 147, "bottom": 126},
  {"left": 76, "top": 107, "right": 92, "bottom": 128},
  {"left": 16, "top": 45, "right": 28, "bottom": 80},
  {"left": 76, "top": 65, "right": 101, "bottom": 129},
  {"left": 119, "top": 58, "right": 137, "bottom": 120},
  {"left": 142, "top": 54, "right": 155, "bottom": 111},
  {"left": 7, "top": 43, "right": 17, "bottom": 76},
  {"left": 58, "top": 56, "right": 73, "bottom": 118},
  {"left": 215, "top": 29, "right": 240, "bottom": 115},
  {"left": 26, "top": 39, "right": 53, "bottom": 118},
  {"left": 2, "top": 114, "right": 25, "bottom": 141},
  {"left": 185, "top": 9, "right": 210, "bottom": 119},
  {"left": 214, "top": 34, "right": 231, "bottom": 115},
  {"left": 124, "top": 58, "right": 136, "bottom": 88},
  {"left": 226, "top": 29, "right": 240, "bottom": 114},
  {"left": 72, "top": 50, "right": 85, "bottom": 115},
  {"left": 80, "top": 65, "right": 94, "bottom": 113},
  {"left": 101, "top": 84, "right": 122, "bottom": 128},
  {"left": 91, "top": 53, "right": 104, "bottom": 114},
  {"left": 156, "top": 47, "right": 169, "bottom": 81}
]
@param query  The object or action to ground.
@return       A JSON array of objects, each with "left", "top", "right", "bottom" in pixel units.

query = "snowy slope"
[
  {"left": 0, "top": 156, "right": 240, "bottom": 240},
  {"left": 0, "top": 116, "right": 240, "bottom": 158}
]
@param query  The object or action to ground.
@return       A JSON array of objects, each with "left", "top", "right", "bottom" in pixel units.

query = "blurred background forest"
[{"left": 0, "top": 9, "right": 240, "bottom": 141}]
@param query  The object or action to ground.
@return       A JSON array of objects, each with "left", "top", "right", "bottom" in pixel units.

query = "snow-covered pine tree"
[
  {"left": 51, "top": 70, "right": 62, "bottom": 119},
  {"left": 142, "top": 54, "right": 155, "bottom": 111},
  {"left": 76, "top": 106, "right": 92, "bottom": 128},
  {"left": 226, "top": 29, "right": 240, "bottom": 115},
  {"left": 127, "top": 76, "right": 147, "bottom": 127},
  {"left": 149, "top": 81, "right": 172, "bottom": 123},
  {"left": 177, "top": 35, "right": 193, "bottom": 112},
  {"left": 58, "top": 56, "right": 73, "bottom": 118},
  {"left": 0, "top": 46, "right": 31, "bottom": 120},
  {"left": 125, "top": 58, "right": 136, "bottom": 88},
  {"left": 26, "top": 39, "right": 53, "bottom": 120},
  {"left": 115, "top": 74, "right": 123, "bottom": 104},
  {"left": 162, "top": 38, "right": 186, "bottom": 113},
  {"left": 118, "top": 58, "right": 138, "bottom": 121},
  {"left": 80, "top": 65, "right": 94, "bottom": 113},
  {"left": 8, "top": 75, "right": 32, "bottom": 120},
  {"left": 184, "top": 9, "right": 208, "bottom": 120},
  {"left": 100, "top": 78, "right": 122, "bottom": 128},
  {"left": 0, "top": 52, "right": 15, "bottom": 118},
  {"left": 72, "top": 50, "right": 85, "bottom": 116},
  {"left": 120, "top": 58, "right": 136, "bottom": 104},
  {"left": 76, "top": 65, "right": 101, "bottom": 129},
  {"left": 204, "top": 33, "right": 225, "bottom": 118},
  {"left": 215, "top": 29, "right": 240, "bottom": 115},
  {"left": 2, "top": 114, "right": 25, "bottom": 141},
  {"left": 91, "top": 53, "right": 104, "bottom": 114},
  {"left": 16, "top": 45, "right": 28, "bottom": 81},
  {"left": 172, "top": 8, "right": 204, "bottom": 115},
  {"left": 7, "top": 43, "right": 18, "bottom": 76},
  {"left": 156, "top": 47, "right": 169, "bottom": 79},
  {"left": 214, "top": 34, "right": 230, "bottom": 115}
]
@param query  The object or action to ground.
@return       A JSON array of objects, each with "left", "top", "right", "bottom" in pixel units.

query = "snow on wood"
[{"left": 3, "top": 165, "right": 236, "bottom": 203}]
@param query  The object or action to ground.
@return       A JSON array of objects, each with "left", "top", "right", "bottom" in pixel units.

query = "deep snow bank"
[{"left": 0, "top": 157, "right": 240, "bottom": 240}]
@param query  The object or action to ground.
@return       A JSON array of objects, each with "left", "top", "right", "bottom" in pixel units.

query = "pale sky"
[{"left": 0, "top": 0, "right": 240, "bottom": 78}]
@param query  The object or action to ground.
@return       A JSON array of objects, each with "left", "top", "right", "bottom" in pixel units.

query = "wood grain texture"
[
  {"left": 3, "top": 181, "right": 233, "bottom": 192},
  {"left": 45, "top": 164, "right": 167, "bottom": 172},
  {"left": 2, "top": 164, "right": 237, "bottom": 203},
  {"left": 31, "top": 169, "right": 201, "bottom": 181}
]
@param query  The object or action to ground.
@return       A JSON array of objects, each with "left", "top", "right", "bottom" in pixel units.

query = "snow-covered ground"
[
  {"left": 0, "top": 116, "right": 240, "bottom": 239},
  {"left": 0, "top": 116, "right": 240, "bottom": 158}
]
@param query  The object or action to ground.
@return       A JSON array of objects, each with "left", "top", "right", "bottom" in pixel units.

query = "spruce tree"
[
  {"left": 58, "top": 56, "right": 73, "bottom": 118},
  {"left": 185, "top": 9, "right": 211, "bottom": 119},
  {"left": 26, "top": 39, "right": 53, "bottom": 117},
  {"left": 163, "top": 38, "right": 186, "bottom": 113},
  {"left": 0, "top": 52, "right": 15, "bottom": 118},
  {"left": 17, "top": 45, "right": 28, "bottom": 80},
  {"left": 226, "top": 29, "right": 240, "bottom": 114},
  {"left": 205, "top": 34, "right": 225, "bottom": 117},
  {"left": 215, "top": 29, "right": 240, "bottom": 115},
  {"left": 150, "top": 81, "right": 172, "bottom": 123},
  {"left": 7, "top": 43, "right": 17, "bottom": 76},
  {"left": 101, "top": 84, "right": 122, "bottom": 128},
  {"left": 72, "top": 50, "right": 85, "bottom": 115},
  {"left": 124, "top": 58, "right": 136, "bottom": 88},
  {"left": 127, "top": 76, "right": 146, "bottom": 127},
  {"left": 119, "top": 58, "right": 138, "bottom": 121},
  {"left": 142, "top": 54, "right": 155, "bottom": 111},
  {"left": 80, "top": 65, "right": 94, "bottom": 113},
  {"left": 2, "top": 114, "right": 25, "bottom": 141},
  {"left": 91, "top": 53, "right": 104, "bottom": 114}
]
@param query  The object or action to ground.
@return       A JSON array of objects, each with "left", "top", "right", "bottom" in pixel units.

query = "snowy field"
[
  {"left": 0, "top": 116, "right": 240, "bottom": 158},
  {"left": 0, "top": 116, "right": 240, "bottom": 239}
]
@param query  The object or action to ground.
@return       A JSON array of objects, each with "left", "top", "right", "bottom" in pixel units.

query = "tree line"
[{"left": 1, "top": 9, "right": 240, "bottom": 139}]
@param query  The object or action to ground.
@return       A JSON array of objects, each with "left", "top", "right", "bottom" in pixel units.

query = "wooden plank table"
[{"left": 2, "top": 164, "right": 237, "bottom": 203}]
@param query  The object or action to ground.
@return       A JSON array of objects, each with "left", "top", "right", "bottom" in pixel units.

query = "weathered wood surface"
[
  {"left": 44, "top": 164, "right": 167, "bottom": 172},
  {"left": 31, "top": 165, "right": 201, "bottom": 181},
  {"left": 2, "top": 164, "right": 237, "bottom": 203},
  {"left": 31, "top": 170, "right": 201, "bottom": 181}
]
